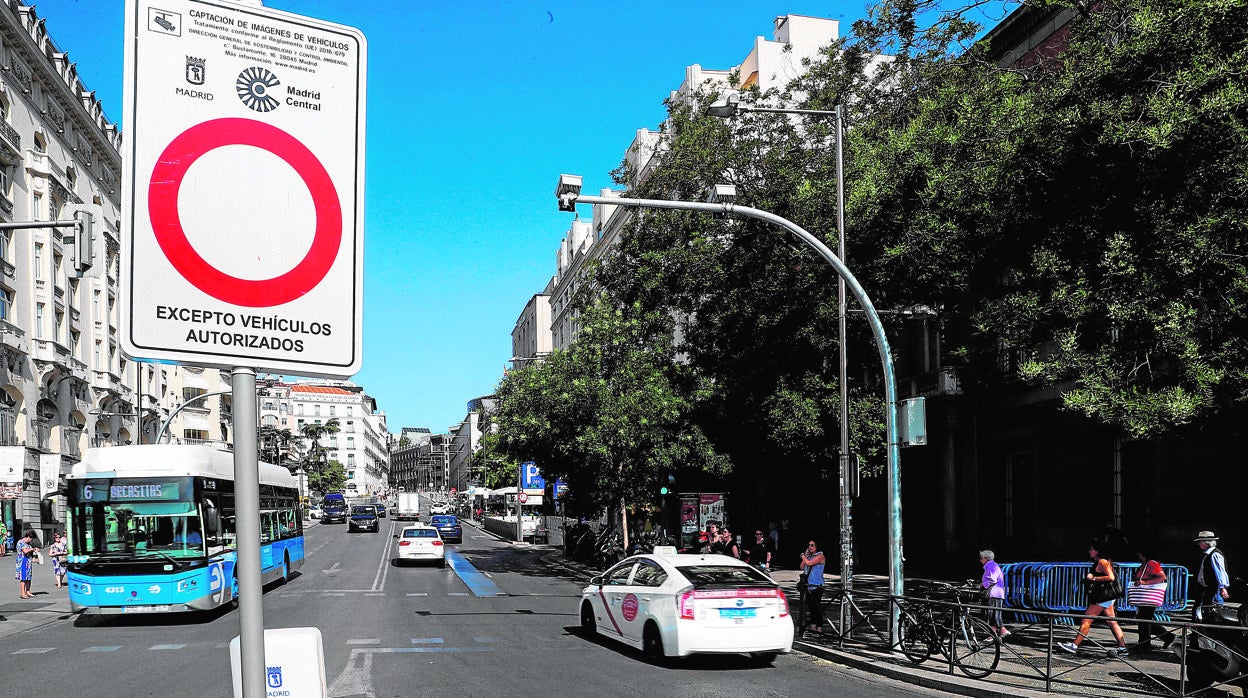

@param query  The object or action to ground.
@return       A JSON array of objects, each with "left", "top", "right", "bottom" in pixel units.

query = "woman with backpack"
[{"left": 1057, "top": 542, "right": 1128, "bottom": 656}]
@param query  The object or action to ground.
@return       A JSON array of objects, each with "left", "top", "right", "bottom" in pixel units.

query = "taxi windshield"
[{"left": 676, "top": 564, "right": 774, "bottom": 588}]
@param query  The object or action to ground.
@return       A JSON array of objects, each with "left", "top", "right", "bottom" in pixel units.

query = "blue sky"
[{"left": 32, "top": 0, "right": 1004, "bottom": 434}]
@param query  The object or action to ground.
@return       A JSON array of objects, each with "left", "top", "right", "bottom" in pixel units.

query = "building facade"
[{"left": 257, "top": 378, "right": 390, "bottom": 496}]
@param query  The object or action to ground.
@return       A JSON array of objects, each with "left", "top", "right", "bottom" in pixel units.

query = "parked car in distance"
[
  {"left": 395, "top": 524, "right": 445, "bottom": 566},
  {"left": 578, "top": 548, "right": 793, "bottom": 664},
  {"left": 348, "top": 505, "right": 380, "bottom": 533},
  {"left": 307, "top": 505, "right": 323, "bottom": 520},
  {"left": 429, "top": 515, "right": 463, "bottom": 544}
]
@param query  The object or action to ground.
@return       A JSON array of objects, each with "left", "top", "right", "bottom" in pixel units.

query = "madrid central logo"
[{"left": 236, "top": 67, "right": 281, "bottom": 112}]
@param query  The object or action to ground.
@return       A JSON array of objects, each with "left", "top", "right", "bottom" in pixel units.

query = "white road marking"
[
  {"left": 473, "top": 637, "right": 499, "bottom": 643},
  {"left": 347, "top": 639, "right": 380, "bottom": 646},
  {"left": 325, "top": 593, "right": 346, "bottom": 597},
  {"left": 405, "top": 593, "right": 427, "bottom": 597},
  {"left": 322, "top": 562, "right": 344, "bottom": 577},
  {"left": 410, "top": 638, "right": 443, "bottom": 644},
  {"left": 369, "top": 520, "right": 396, "bottom": 592},
  {"left": 448, "top": 592, "right": 468, "bottom": 596},
  {"left": 149, "top": 644, "right": 187, "bottom": 650},
  {"left": 328, "top": 648, "right": 376, "bottom": 698},
  {"left": 13, "top": 648, "right": 54, "bottom": 654},
  {"left": 83, "top": 646, "right": 121, "bottom": 652}
]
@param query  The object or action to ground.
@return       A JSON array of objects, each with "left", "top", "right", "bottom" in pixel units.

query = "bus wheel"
[
  {"left": 230, "top": 575, "right": 239, "bottom": 609},
  {"left": 282, "top": 553, "right": 291, "bottom": 585}
]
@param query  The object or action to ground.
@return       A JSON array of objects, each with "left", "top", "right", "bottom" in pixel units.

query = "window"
[
  {"left": 35, "top": 303, "right": 44, "bottom": 337},
  {"left": 34, "top": 243, "right": 43, "bottom": 279},
  {"left": 0, "top": 165, "right": 9, "bottom": 198},
  {"left": 93, "top": 341, "right": 101, "bottom": 369},
  {"left": 0, "top": 230, "right": 9, "bottom": 262},
  {"left": 279, "top": 403, "right": 288, "bottom": 415},
  {"left": 347, "top": 406, "right": 354, "bottom": 416},
  {"left": 32, "top": 192, "right": 42, "bottom": 220},
  {"left": 53, "top": 252, "right": 63, "bottom": 279},
  {"left": 69, "top": 330, "right": 79, "bottom": 358},
  {"left": 92, "top": 290, "right": 100, "bottom": 317},
  {"left": 329, "top": 405, "right": 336, "bottom": 416},
  {"left": 0, "top": 288, "right": 11, "bottom": 321},
  {"left": 295, "top": 403, "right": 303, "bottom": 415},
  {"left": 604, "top": 563, "right": 636, "bottom": 586},
  {"left": 182, "top": 386, "right": 207, "bottom": 403},
  {"left": 33, "top": 132, "right": 46, "bottom": 153},
  {"left": 347, "top": 436, "right": 354, "bottom": 449},
  {"left": 347, "top": 453, "right": 355, "bottom": 467},
  {"left": 262, "top": 401, "right": 275, "bottom": 411},
  {"left": 55, "top": 310, "right": 64, "bottom": 343},
  {"left": 632, "top": 560, "right": 668, "bottom": 587},
  {"left": 314, "top": 404, "right": 320, "bottom": 416}
]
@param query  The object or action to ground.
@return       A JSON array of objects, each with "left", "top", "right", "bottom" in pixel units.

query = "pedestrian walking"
[
  {"left": 1057, "top": 542, "right": 1128, "bottom": 656},
  {"left": 979, "top": 550, "right": 1009, "bottom": 639},
  {"left": 752, "top": 529, "right": 775, "bottom": 573},
  {"left": 1128, "top": 548, "right": 1168, "bottom": 650},
  {"left": 15, "top": 530, "right": 40, "bottom": 599},
  {"left": 0, "top": 518, "right": 7, "bottom": 556},
  {"left": 1192, "top": 530, "right": 1230, "bottom": 620},
  {"left": 48, "top": 531, "right": 68, "bottom": 588},
  {"left": 799, "top": 539, "right": 826, "bottom": 633}
]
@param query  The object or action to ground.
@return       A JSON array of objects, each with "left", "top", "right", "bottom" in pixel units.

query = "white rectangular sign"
[{"left": 121, "top": 0, "right": 366, "bottom": 377}]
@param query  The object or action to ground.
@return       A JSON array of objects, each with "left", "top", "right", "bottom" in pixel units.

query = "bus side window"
[{"left": 260, "top": 512, "right": 273, "bottom": 543}]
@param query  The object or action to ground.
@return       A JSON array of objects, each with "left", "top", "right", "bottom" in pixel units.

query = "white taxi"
[
  {"left": 395, "top": 524, "right": 446, "bottom": 567},
  {"left": 578, "top": 548, "right": 792, "bottom": 663}
]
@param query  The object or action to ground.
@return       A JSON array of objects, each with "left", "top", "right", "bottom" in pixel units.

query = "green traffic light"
[{"left": 660, "top": 486, "right": 670, "bottom": 495}]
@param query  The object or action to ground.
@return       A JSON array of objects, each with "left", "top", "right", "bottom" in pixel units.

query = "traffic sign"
[
  {"left": 120, "top": 0, "right": 366, "bottom": 377},
  {"left": 521, "top": 462, "right": 545, "bottom": 493},
  {"left": 517, "top": 491, "right": 528, "bottom": 504}
]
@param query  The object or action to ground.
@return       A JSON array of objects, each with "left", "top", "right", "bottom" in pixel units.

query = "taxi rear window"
[
  {"left": 402, "top": 529, "right": 438, "bottom": 538},
  {"left": 676, "top": 565, "right": 774, "bottom": 588}
]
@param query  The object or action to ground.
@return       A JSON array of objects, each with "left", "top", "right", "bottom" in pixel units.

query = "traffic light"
[
  {"left": 64, "top": 204, "right": 100, "bottom": 277},
  {"left": 659, "top": 473, "right": 675, "bottom": 496}
]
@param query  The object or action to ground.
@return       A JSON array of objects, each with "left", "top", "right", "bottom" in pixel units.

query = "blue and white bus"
[{"left": 65, "top": 445, "right": 305, "bottom": 614}]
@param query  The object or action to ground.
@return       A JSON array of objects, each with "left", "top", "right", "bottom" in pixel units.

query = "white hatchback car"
[
  {"left": 578, "top": 549, "right": 793, "bottom": 663},
  {"left": 395, "top": 524, "right": 446, "bottom": 567}
]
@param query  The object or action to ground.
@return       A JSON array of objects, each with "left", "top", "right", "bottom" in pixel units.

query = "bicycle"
[{"left": 897, "top": 580, "right": 1001, "bottom": 679}]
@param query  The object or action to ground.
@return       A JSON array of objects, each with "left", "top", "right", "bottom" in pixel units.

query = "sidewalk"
[
  {"left": 0, "top": 558, "right": 74, "bottom": 642},
  {"left": 532, "top": 543, "right": 1234, "bottom": 698},
  {"left": 776, "top": 572, "right": 1242, "bottom": 698}
]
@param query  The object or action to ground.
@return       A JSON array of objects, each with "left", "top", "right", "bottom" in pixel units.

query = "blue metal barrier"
[{"left": 999, "top": 561, "right": 1189, "bottom": 625}]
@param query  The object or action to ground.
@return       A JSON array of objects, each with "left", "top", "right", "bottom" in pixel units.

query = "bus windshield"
[{"left": 70, "top": 501, "right": 205, "bottom": 560}]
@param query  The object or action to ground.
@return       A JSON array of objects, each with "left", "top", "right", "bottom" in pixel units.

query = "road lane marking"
[
  {"left": 13, "top": 648, "right": 54, "bottom": 654},
  {"left": 328, "top": 648, "right": 376, "bottom": 698},
  {"left": 325, "top": 593, "right": 346, "bottom": 597},
  {"left": 83, "top": 646, "right": 122, "bottom": 652},
  {"left": 322, "top": 561, "right": 343, "bottom": 576},
  {"left": 405, "top": 593, "right": 427, "bottom": 597},
  {"left": 366, "top": 647, "right": 490, "bottom": 654},
  {"left": 370, "top": 520, "right": 397, "bottom": 591},
  {"left": 448, "top": 592, "right": 469, "bottom": 596},
  {"left": 149, "top": 644, "right": 187, "bottom": 650},
  {"left": 410, "top": 638, "right": 443, "bottom": 644},
  {"left": 347, "top": 639, "right": 380, "bottom": 646},
  {"left": 445, "top": 549, "right": 504, "bottom": 597},
  {"left": 473, "top": 637, "right": 499, "bottom": 643}
]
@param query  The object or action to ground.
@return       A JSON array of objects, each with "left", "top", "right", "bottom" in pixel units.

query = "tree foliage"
[{"left": 492, "top": 297, "right": 729, "bottom": 520}]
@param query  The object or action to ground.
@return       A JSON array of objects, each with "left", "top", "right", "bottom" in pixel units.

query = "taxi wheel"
[
  {"left": 643, "top": 622, "right": 666, "bottom": 663},
  {"left": 580, "top": 602, "right": 596, "bottom": 634}
]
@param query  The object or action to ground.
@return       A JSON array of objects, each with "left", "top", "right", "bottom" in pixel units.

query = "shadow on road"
[{"left": 561, "top": 625, "right": 780, "bottom": 670}]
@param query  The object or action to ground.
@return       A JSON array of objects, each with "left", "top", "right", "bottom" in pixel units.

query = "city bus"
[{"left": 64, "top": 445, "right": 305, "bottom": 614}]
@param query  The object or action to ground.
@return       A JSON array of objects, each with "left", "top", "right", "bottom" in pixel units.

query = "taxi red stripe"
[{"left": 597, "top": 590, "right": 623, "bottom": 635}]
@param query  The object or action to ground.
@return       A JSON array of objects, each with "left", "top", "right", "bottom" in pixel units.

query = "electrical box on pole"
[{"left": 899, "top": 397, "right": 927, "bottom": 447}]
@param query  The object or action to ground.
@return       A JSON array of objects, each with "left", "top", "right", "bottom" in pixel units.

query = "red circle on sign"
[
  {"left": 148, "top": 118, "right": 342, "bottom": 307},
  {"left": 518, "top": 491, "right": 528, "bottom": 504},
  {"left": 621, "top": 593, "right": 639, "bottom": 621}
]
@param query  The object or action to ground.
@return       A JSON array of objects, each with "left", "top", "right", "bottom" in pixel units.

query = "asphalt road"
[{"left": 0, "top": 496, "right": 935, "bottom": 697}]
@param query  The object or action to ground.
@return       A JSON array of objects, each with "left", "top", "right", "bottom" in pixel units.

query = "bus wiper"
[{"left": 143, "top": 550, "right": 188, "bottom": 569}]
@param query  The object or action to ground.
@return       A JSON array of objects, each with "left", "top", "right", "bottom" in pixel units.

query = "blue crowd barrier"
[{"left": 998, "top": 561, "right": 1189, "bottom": 625}]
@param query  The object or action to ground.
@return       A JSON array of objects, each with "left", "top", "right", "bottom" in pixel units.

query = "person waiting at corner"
[{"left": 799, "top": 540, "right": 827, "bottom": 634}]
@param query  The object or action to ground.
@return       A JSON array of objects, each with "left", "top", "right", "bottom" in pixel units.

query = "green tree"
[
  {"left": 258, "top": 425, "right": 301, "bottom": 472},
  {"left": 299, "top": 418, "right": 341, "bottom": 491},
  {"left": 309, "top": 459, "right": 347, "bottom": 496},
  {"left": 492, "top": 297, "right": 729, "bottom": 546}
]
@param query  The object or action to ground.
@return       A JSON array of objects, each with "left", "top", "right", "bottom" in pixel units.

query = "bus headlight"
[{"left": 74, "top": 582, "right": 92, "bottom": 595}]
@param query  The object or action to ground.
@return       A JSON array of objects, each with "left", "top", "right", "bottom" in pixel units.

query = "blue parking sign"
[{"left": 521, "top": 462, "right": 545, "bottom": 490}]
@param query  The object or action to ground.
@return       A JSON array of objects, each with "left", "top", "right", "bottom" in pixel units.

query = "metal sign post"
[{"left": 120, "top": 2, "right": 366, "bottom": 696}]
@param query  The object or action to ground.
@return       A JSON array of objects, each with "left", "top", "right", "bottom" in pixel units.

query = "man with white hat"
[{"left": 1193, "top": 530, "right": 1230, "bottom": 620}]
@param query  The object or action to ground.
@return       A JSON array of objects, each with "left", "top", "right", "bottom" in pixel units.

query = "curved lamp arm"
[{"left": 155, "top": 389, "right": 232, "bottom": 444}]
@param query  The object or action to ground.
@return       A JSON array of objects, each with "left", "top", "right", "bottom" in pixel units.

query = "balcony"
[
  {"left": 70, "top": 357, "right": 89, "bottom": 383},
  {"left": 0, "top": 320, "right": 27, "bottom": 353},
  {"left": 91, "top": 369, "right": 117, "bottom": 393},
  {"left": 33, "top": 338, "right": 71, "bottom": 366},
  {"left": 0, "top": 120, "right": 19, "bottom": 159},
  {"left": 25, "top": 149, "right": 53, "bottom": 178}
]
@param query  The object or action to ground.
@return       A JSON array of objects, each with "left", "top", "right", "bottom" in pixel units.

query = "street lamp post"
[
  {"left": 555, "top": 174, "right": 905, "bottom": 639},
  {"left": 707, "top": 95, "right": 856, "bottom": 629}
]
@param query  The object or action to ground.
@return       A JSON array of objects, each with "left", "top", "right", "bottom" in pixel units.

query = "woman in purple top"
[{"left": 980, "top": 550, "right": 1009, "bottom": 638}]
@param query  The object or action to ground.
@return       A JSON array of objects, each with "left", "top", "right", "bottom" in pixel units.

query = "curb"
[{"left": 793, "top": 640, "right": 1067, "bottom": 698}]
